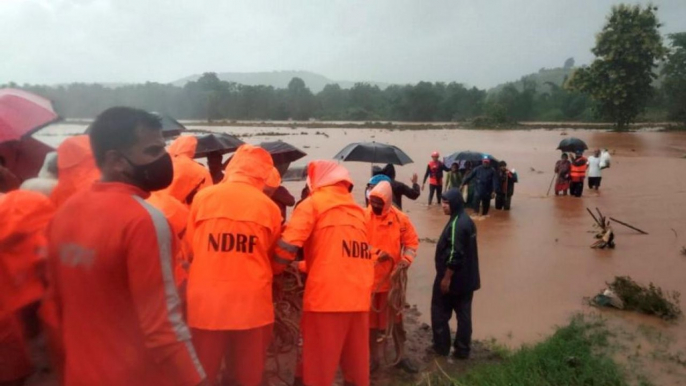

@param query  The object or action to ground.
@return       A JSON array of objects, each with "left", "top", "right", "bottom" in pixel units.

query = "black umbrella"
[
  {"left": 281, "top": 165, "right": 307, "bottom": 182},
  {"left": 151, "top": 112, "right": 187, "bottom": 138},
  {"left": 557, "top": 137, "right": 588, "bottom": 153},
  {"left": 259, "top": 141, "right": 307, "bottom": 165},
  {"left": 443, "top": 151, "right": 498, "bottom": 167},
  {"left": 333, "top": 142, "right": 413, "bottom": 165},
  {"left": 194, "top": 133, "right": 245, "bottom": 158}
]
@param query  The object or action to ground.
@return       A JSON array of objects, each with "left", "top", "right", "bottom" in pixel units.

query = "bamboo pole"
[
  {"left": 546, "top": 174, "right": 556, "bottom": 196},
  {"left": 586, "top": 208, "right": 602, "bottom": 227},
  {"left": 609, "top": 217, "right": 649, "bottom": 235}
]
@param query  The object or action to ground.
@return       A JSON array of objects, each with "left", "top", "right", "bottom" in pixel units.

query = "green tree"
[
  {"left": 404, "top": 82, "right": 442, "bottom": 121},
  {"left": 662, "top": 32, "right": 686, "bottom": 125},
  {"left": 563, "top": 57, "right": 575, "bottom": 70},
  {"left": 316, "top": 84, "right": 348, "bottom": 120},
  {"left": 286, "top": 77, "right": 315, "bottom": 120},
  {"left": 567, "top": 4, "right": 666, "bottom": 129}
]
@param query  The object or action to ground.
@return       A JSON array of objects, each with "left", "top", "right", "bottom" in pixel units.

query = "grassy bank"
[{"left": 417, "top": 315, "right": 631, "bottom": 386}]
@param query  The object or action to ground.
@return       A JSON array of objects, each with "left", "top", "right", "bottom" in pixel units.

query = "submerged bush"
[{"left": 608, "top": 276, "right": 682, "bottom": 321}]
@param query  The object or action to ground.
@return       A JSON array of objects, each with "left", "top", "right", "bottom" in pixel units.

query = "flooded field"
[{"left": 35, "top": 123, "right": 686, "bottom": 383}]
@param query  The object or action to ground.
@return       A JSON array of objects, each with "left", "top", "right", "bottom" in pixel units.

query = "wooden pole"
[
  {"left": 546, "top": 174, "right": 556, "bottom": 196},
  {"left": 586, "top": 208, "right": 602, "bottom": 227},
  {"left": 609, "top": 217, "right": 649, "bottom": 235},
  {"left": 595, "top": 207, "right": 606, "bottom": 225}
]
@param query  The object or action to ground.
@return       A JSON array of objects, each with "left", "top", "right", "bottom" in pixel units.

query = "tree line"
[{"left": 3, "top": 5, "right": 685, "bottom": 128}]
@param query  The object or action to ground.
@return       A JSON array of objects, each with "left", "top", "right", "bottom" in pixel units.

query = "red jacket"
[{"left": 46, "top": 182, "right": 205, "bottom": 386}]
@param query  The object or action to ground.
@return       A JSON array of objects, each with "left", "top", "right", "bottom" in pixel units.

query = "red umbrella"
[
  {"left": 0, "top": 88, "right": 59, "bottom": 143},
  {"left": 0, "top": 137, "right": 55, "bottom": 181}
]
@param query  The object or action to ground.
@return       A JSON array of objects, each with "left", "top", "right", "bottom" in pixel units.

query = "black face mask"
[
  {"left": 123, "top": 152, "right": 174, "bottom": 192},
  {"left": 372, "top": 206, "right": 384, "bottom": 216}
]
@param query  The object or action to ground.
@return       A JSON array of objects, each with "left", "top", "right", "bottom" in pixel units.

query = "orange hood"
[
  {"left": 306, "top": 160, "right": 353, "bottom": 192},
  {"left": 51, "top": 135, "right": 100, "bottom": 207},
  {"left": 168, "top": 136, "right": 197, "bottom": 159},
  {"left": 369, "top": 180, "right": 393, "bottom": 215},
  {"left": 0, "top": 190, "right": 55, "bottom": 243},
  {"left": 265, "top": 167, "right": 281, "bottom": 189},
  {"left": 223, "top": 144, "right": 273, "bottom": 189}
]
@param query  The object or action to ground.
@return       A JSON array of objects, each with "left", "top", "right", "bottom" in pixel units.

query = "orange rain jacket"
[
  {"left": 50, "top": 135, "right": 100, "bottom": 208},
  {"left": 0, "top": 190, "right": 55, "bottom": 317},
  {"left": 46, "top": 182, "right": 205, "bottom": 386},
  {"left": 147, "top": 191, "right": 191, "bottom": 287},
  {"left": 275, "top": 160, "right": 375, "bottom": 312},
  {"left": 365, "top": 181, "right": 419, "bottom": 293},
  {"left": 186, "top": 144, "right": 282, "bottom": 331},
  {"left": 165, "top": 136, "right": 212, "bottom": 205}
]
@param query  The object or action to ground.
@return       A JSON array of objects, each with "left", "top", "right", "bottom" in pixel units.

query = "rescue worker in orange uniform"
[
  {"left": 147, "top": 190, "right": 191, "bottom": 290},
  {"left": 0, "top": 190, "right": 55, "bottom": 385},
  {"left": 186, "top": 144, "right": 283, "bottom": 386},
  {"left": 569, "top": 150, "right": 588, "bottom": 198},
  {"left": 365, "top": 181, "right": 419, "bottom": 374},
  {"left": 45, "top": 107, "right": 206, "bottom": 386},
  {"left": 50, "top": 135, "right": 100, "bottom": 208},
  {"left": 165, "top": 136, "right": 212, "bottom": 206},
  {"left": 275, "top": 160, "right": 375, "bottom": 386}
]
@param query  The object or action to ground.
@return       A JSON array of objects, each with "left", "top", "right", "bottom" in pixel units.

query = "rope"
[
  {"left": 371, "top": 257, "right": 409, "bottom": 367},
  {"left": 266, "top": 266, "right": 304, "bottom": 385}
]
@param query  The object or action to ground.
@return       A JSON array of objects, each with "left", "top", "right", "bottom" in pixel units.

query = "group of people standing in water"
[
  {"left": 554, "top": 149, "right": 611, "bottom": 197},
  {"left": 408, "top": 151, "right": 519, "bottom": 217}
]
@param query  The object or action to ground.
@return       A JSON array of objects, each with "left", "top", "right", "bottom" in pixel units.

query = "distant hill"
[
  {"left": 170, "top": 70, "right": 390, "bottom": 92},
  {"left": 488, "top": 67, "right": 575, "bottom": 96}
]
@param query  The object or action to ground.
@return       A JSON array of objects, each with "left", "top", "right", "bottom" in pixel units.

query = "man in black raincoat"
[
  {"left": 461, "top": 158, "right": 498, "bottom": 216},
  {"left": 378, "top": 164, "right": 420, "bottom": 210},
  {"left": 431, "top": 188, "right": 480, "bottom": 359}
]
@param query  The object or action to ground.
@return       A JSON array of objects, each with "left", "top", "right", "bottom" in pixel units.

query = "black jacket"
[
  {"left": 381, "top": 164, "right": 420, "bottom": 210},
  {"left": 496, "top": 170, "right": 518, "bottom": 197},
  {"left": 462, "top": 164, "right": 499, "bottom": 196},
  {"left": 434, "top": 189, "right": 480, "bottom": 295}
]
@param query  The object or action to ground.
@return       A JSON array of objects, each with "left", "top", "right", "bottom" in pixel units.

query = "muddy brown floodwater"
[{"left": 35, "top": 124, "right": 686, "bottom": 384}]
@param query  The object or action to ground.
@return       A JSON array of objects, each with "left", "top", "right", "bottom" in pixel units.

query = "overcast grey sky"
[{"left": 2, "top": 0, "right": 685, "bottom": 89}]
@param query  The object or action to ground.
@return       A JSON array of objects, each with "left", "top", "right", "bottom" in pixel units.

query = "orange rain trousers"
[
  {"left": 300, "top": 311, "right": 369, "bottom": 386},
  {"left": 191, "top": 324, "right": 272, "bottom": 386},
  {"left": 0, "top": 313, "right": 32, "bottom": 383}
]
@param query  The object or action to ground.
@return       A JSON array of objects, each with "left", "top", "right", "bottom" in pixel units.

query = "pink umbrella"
[
  {"left": 0, "top": 88, "right": 59, "bottom": 143},
  {"left": 0, "top": 137, "right": 55, "bottom": 181}
]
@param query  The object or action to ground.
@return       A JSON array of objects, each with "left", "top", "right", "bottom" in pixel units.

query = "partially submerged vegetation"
[
  {"left": 416, "top": 316, "right": 627, "bottom": 386},
  {"left": 595, "top": 276, "right": 682, "bottom": 321}
]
